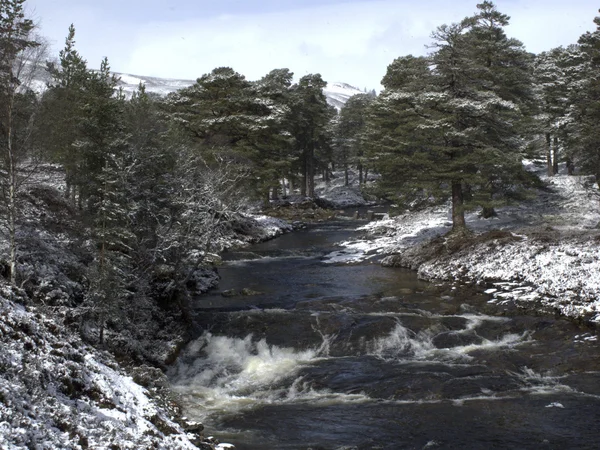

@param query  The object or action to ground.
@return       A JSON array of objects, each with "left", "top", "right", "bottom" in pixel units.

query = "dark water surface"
[{"left": 169, "top": 220, "right": 600, "bottom": 449}]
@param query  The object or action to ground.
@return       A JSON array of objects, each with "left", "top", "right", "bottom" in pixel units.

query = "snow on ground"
[
  {"left": 314, "top": 168, "right": 374, "bottom": 208},
  {"left": 0, "top": 291, "right": 201, "bottom": 449},
  {"left": 326, "top": 161, "right": 600, "bottom": 322}
]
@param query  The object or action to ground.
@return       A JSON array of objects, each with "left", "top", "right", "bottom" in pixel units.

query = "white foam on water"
[
  {"left": 226, "top": 255, "right": 314, "bottom": 265},
  {"left": 367, "top": 321, "right": 530, "bottom": 362},
  {"left": 512, "top": 367, "right": 576, "bottom": 396},
  {"left": 169, "top": 332, "right": 366, "bottom": 421}
]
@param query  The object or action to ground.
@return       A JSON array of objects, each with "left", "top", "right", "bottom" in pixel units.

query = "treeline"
[
  {"left": 341, "top": 2, "right": 600, "bottom": 230},
  {"left": 3, "top": 0, "right": 600, "bottom": 343}
]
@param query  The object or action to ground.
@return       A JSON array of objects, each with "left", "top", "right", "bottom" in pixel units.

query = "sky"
[{"left": 25, "top": 0, "right": 600, "bottom": 90}]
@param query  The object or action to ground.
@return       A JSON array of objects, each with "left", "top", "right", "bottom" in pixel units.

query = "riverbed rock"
[
  {"left": 131, "top": 365, "right": 169, "bottom": 389},
  {"left": 241, "top": 288, "right": 263, "bottom": 296},
  {"left": 221, "top": 289, "right": 238, "bottom": 297}
]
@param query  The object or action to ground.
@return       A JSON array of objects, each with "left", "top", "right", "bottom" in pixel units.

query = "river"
[{"left": 168, "top": 219, "right": 600, "bottom": 449}]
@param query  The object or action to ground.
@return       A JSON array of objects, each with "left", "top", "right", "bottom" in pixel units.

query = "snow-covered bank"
[
  {"left": 314, "top": 168, "right": 374, "bottom": 208},
  {"left": 0, "top": 290, "right": 203, "bottom": 449},
  {"left": 328, "top": 163, "right": 600, "bottom": 323},
  {"left": 0, "top": 163, "right": 299, "bottom": 449}
]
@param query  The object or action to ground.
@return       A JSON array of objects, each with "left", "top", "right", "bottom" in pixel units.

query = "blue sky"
[{"left": 26, "top": 0, "right": 599, "bottom": 89}]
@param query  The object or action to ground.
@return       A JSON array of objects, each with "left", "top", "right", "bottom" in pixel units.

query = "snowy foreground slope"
[
  {"left": 329, "top": 161, "right": 600, "bottom": 323},
  {"left": 0, "top": 165, "right": 293, "bottom": 449},
  {"left": 0, "top": 291, "right": 202, "bottom": 449}
]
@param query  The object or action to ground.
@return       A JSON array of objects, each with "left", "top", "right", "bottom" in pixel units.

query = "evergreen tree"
[
  {"left": 334, "top": 93, "right": 374, "bottom": 185},
  {"left": 366, "top": 2, "right": 534, "bottom": 229},
  {"left": 0, "top": 0, "right": 39, "bottom": 285},
  {"left": 534, "top": 46, "right": 587, "bottom": 176},
  {"left": 165, "top": 67, "right": 280, "bottom": 199},
  {"left": 575, "top": 12, "right": 600, "bottom": 188},
  {"left": 253, "top": 68, "right": 295, "bottom": 201},
  {"left": 288, "top": 74, "right": 333, "bottom": 198},
  {"left": 76, "top": 57, "right": 123, "bottom": 210},
  {"left": 41, "top": 24, "right": 90, "bottom": 202}
]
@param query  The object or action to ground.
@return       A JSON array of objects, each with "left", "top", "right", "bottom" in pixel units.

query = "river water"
[{"left": 169, "top": 219, "right": 600, "bottom": 449}]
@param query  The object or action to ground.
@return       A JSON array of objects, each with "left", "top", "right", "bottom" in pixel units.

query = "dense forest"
[
  {"left": 3, "top": 0, "right": 600, "bottom": 448},
  {"left": 0, "top": 0, "right": 599, "bottom": 349}
]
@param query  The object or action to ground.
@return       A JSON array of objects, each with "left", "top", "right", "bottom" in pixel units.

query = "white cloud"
[{"left": 27, "top": 0, "right": 600, "bottom": 89}]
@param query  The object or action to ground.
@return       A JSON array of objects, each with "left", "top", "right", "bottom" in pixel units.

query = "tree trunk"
[
  {"left": 546, "top": 133, "right": 553, "bottom": 176},
  {"left": 358, "top": 163, "right": 363, "bottom": 185},
  {"left": 553, "top": 136, "right": 559, "bottom": 175},
  {"left": 300, "top": 169, "right": 307, "bottom": 197},
  {"left": 363, "top": 167, "right": 369, "bottom": 184},
  {"left": 451, "top": 181, "right": 467, "bottom": 231},
  {"left": 281, "top": 176, "right": 287, "bottom": 198},
  {"left": 99, "top": 317, "right": 105, "bottom": 345},
  {"left": 344, "top": 167, "right": 349, "bottom": 186},
  {"left": 65, "top": 179, "right": 72, "bottom": 200},
  {"left": 307, "top": 144, "right": 315, "bottom": 198},
  {"left": 7, "top": 96, "right": 17, "bottom": 286}
]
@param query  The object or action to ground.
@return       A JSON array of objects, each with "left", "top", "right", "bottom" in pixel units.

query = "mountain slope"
[{"left": 113, "top": 72, "right": 363, "bottom": 109}]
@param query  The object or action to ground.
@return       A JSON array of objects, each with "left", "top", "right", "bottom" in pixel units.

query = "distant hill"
[
  {"left": 113, "top": 72, "right": 364, "bottom": 110},
  {"left": 27, "top": 63, "right": 366, "bottom": 109},
  {"left": 322, "top": 82, "right": 365, "bottom": 110}
]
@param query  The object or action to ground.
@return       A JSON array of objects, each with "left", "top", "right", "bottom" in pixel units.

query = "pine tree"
[
  {"left": 366, "top": 2, "right": 534, "bottom": 229},
  {"left": 0, "top": 0, "right": 39, "bottom": 285},
  {"left": 76, "top": 57, "right": 123, "bottom": 210},
  {"left": 253, "top": 68, "right": 295, "bottom": 201},
  {"left": 288, "top": 74, "right": 333, "bottom": 198},
  {"left": 41, "top": 24, "right": 90, "bottom": 202},
  {"left": 575, "top": 12, "right": 600, "bottom": 187},
  {"left": 534, "top": 46, "right": 587, "bottom": 176},
  {"left": 335, "top": 93, "right": 374, "bottom": 186}
]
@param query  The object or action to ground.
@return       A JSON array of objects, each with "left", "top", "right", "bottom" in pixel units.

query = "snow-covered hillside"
[
  {"left": 114, "top": 72, "right": 363, "bottom": 109},
  {"left": 25, "top": 61, "right": 364, "bottom": 109},
  {"left": 115, "top": 72, "right": 196, "bottom": 97},
  {"left": 322, "top": 82, "right": 365, "bottom": 110}
]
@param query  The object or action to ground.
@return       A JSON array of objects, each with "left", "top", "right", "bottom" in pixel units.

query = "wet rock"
[
  {"left": 183, "top": 420, "right": 204, "bottom": 433},
  {"left": 381, "top": 254, "right": 404, "bottom": 267},
  {"left": 432, "top": 331, "right": 483, "bottom": 349},
  {"left": 131, "top": 365, "right": 168, "bottom": 389},
  {"left": 314, "top": 197, "right": 336, "bottom": 209},
  {"left": 221, "top": 289, "right": 238, "bottom": 297}
]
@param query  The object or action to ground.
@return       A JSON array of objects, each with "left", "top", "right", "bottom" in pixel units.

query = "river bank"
[
  {"left": 333, "top": 161, "right": 600, "bottom": 324},
  {"left": 0, "top": 164, "right": 298, "bottom": 449},
  {"left": 170, "top": 215, "right": 600, "bottom": 450}
]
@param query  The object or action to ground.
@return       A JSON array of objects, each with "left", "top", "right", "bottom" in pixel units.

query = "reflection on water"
[{"left": 169, "top": 220, "right": 600, "bottom": 450}]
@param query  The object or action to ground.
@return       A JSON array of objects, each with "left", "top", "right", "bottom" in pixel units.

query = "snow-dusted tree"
[
  {"left": 165, "top": 67, "right": 285, "bottom": 200},
  {"left": 575, "top": 12, "right": 600, "bottom": 188},
  {"left": 366, "top": 2, "right": 534, "bottom": 229},
  {"left": 0, "top": 0, "right": 40, "bottom": 285},
  {"left": 253, "top": 68, "right": 295, "bottom": 201},
  {"left": 533, "top": 46, "right": 588, "bottom": 176},
  {"left": 153, "top": 147, "right": 248, "bottom": 321},
  {"left": 75, "top": 57, "right": 123, "bottom": 211},
  {"left": 334, "top": 93, "right": 374, "bottom": 186},
  {"left": 41, "top": 24, "right": 90, "bottom": 202},
  {"left": 288, "top": 74, "right": 334, "bottom": 198}
]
